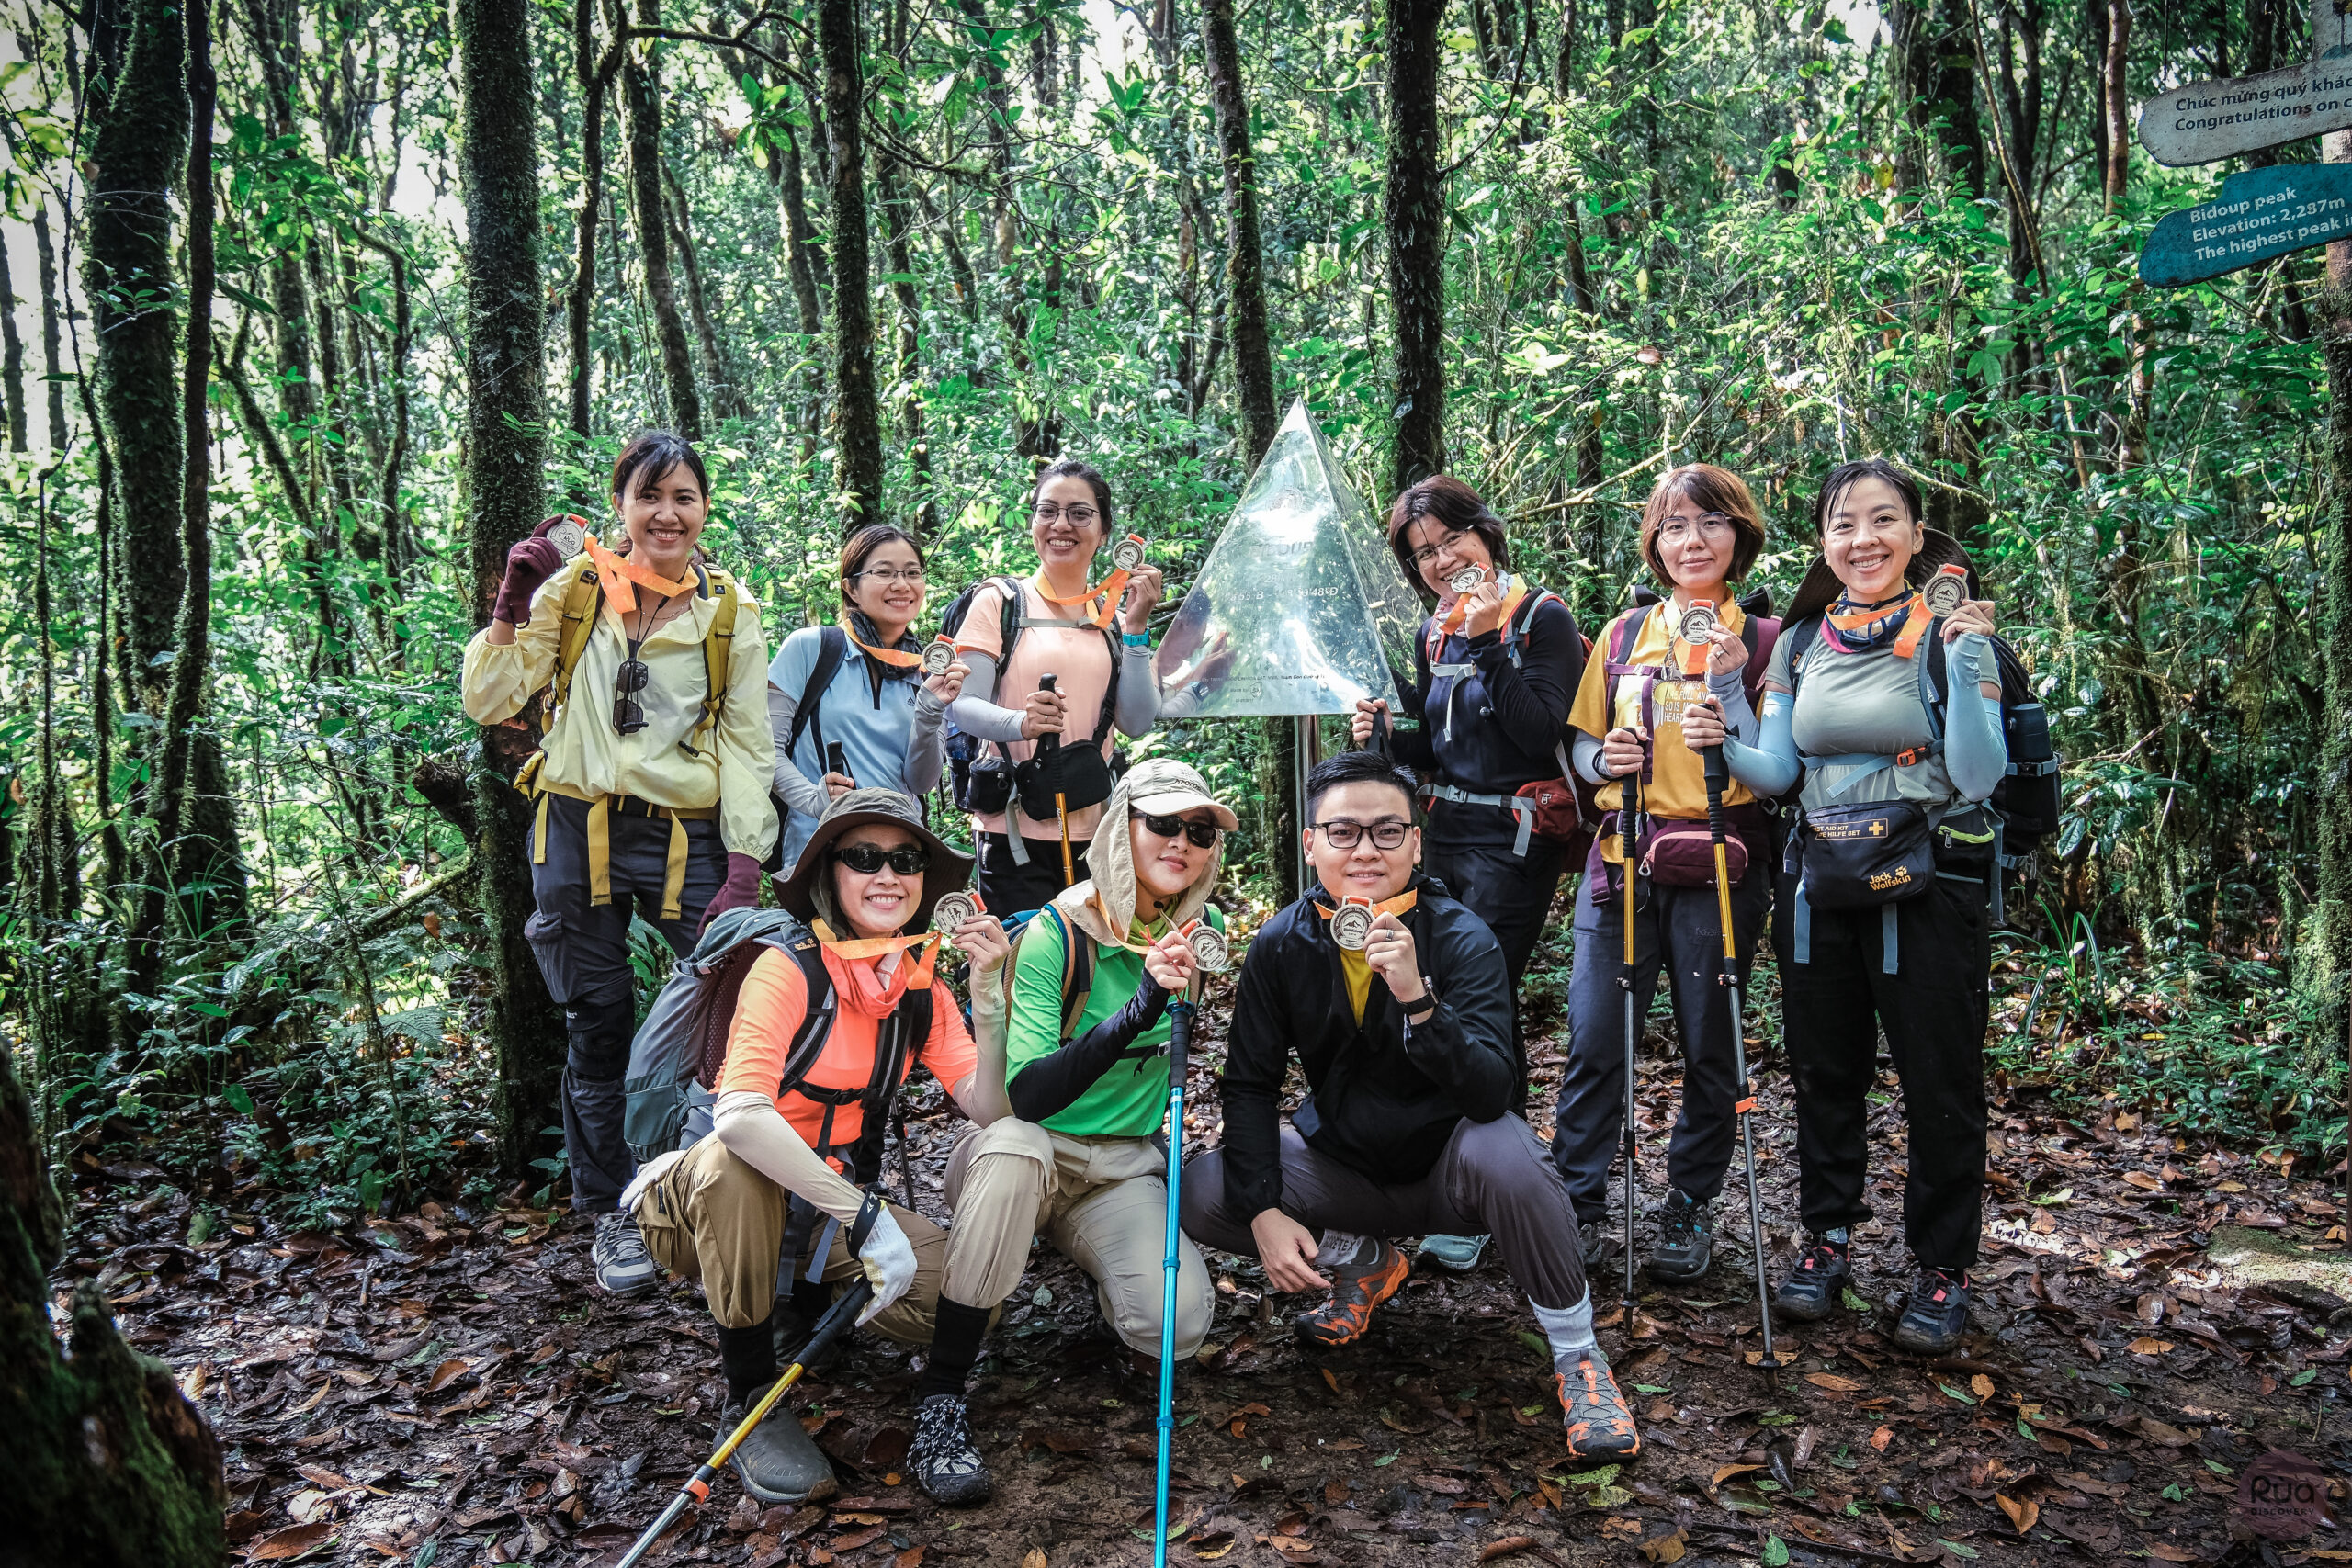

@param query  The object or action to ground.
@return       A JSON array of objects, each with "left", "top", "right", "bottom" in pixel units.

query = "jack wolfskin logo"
[{"left": 1868, "top": 867, "right": 1913, "bottom": 891}]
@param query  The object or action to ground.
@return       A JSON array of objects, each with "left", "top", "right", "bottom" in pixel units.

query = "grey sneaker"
[
  {"left": 1578, "top": 1218, "right": 1609, "bottom": 1269},
  {"left": 593, "top": 1210, "right": 660, "bottom": 1297},
  {"left": 721, "top": 1384, "right": 839, "bottom": 1504},
  {"left": 1417, "top": 1233, "right": 1488, "bottom": 1273},
  {"left": 1647, "top": 1189, "right": 1713, "bottom": 1284}
]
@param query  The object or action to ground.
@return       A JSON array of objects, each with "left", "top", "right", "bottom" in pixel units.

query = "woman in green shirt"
[{"left": 934, "top": 757, "right": 1234, "bottom": 1395}]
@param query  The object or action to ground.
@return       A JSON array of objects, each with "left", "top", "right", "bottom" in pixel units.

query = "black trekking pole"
[
  {"left": 613, "top": 1276, "right": 875, "bottom": 1567},
  {"left": 1702, "top": 739, "right": 1781, "bottom": 1391},
  {"left": 1037, "top": 672, "right": 1072, "bottom": 886},
  {"left": 1618, "top": 772, "right": 1641, "bottom": 1320}
]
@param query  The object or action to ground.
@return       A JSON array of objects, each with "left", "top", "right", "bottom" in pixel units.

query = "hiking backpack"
[
  {"left": 619, "top": 905, "right": 933, "bottom": 1184},
  {"left": 936, "top": 575, "right": 1122, "bottom": 814},
  {"left": 1779, "top": 615, "right": 2063, "bottom": 919}
]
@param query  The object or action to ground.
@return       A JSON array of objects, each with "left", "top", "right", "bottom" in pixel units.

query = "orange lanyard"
[
  {"left": 1317, "top": 890, "right": 1419, "bottom": 925},
  {"left": 838, "top": 613, "right": 926, "bottom": 670},
  {"left": 584, "top": 536, "right": 698, "bottom": 616},
  {"left": 1031, "top": 558, "right": 1133, "bottom": 631},
  {"left": 1826, "top": 592, "right": 1932, "bottom": 659},
  {"left": 1088, "top": 898, "right": 1190, "bottom": 956},
  {"left": 809, "top": 921, "right": 942, "bottom": 987}
]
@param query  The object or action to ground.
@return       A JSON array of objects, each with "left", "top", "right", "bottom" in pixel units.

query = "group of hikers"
[{"left": 461, "top": 428, "right": 2040, "bottom": 1511}]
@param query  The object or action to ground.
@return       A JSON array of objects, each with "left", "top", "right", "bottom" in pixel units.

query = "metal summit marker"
[{"left": 2139, "top": 164, "right": 2352, "bottom": 287}]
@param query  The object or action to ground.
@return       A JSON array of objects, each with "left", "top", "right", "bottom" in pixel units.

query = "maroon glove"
[
  {"left": 493, "top": 518, "right": 571, "bottom": 626},
  {"left": 697, "top": 852, "right": 764, "bottom": 938}
]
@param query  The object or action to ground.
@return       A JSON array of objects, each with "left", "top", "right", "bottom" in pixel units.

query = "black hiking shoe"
[
  {"left": 1578, "top": 1218, "right": 1609, "bottom": 1269},
  {"left": 1771, "top": 1232, "right": 1851, "bottom": 1323},
  {"left": 593, "top": 1211, "right": 661, "bottom": 1297},
  {"left": 1892, "top": 1268, "right": 1971, "bottom": 1353},
  {"left": 1647, "top": 1189, "right": 1713, "bottom": 1284},
  {"left": 1555, "top": 1348, "right": 1643, "bottom": 1461},
  {"left": 720, "top": 1383, "right": 838, "bottom": 1504},
  {"left": 908, "top": 1393, "right": 992, "bottom": 1506},
  {"left": 1294, "top": 1238, "right": 1409, "bottom": 1350}
]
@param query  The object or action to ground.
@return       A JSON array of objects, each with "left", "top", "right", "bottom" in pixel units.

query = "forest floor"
[{"left": 55, "top": 1003, "right": 2352, "bottom": 1568}]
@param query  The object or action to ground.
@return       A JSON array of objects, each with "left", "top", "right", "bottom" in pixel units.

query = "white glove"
[{"left": 854, "top": 1206, "right": 918, "bottom": 1326}]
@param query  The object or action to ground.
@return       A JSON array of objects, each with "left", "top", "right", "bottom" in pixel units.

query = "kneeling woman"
[
  {"left": 1713, "top": 459, "right": 2007, "bottom": 1353},
  {"left": 463, "top": 431, "right": 775, "bottom": 1298},
  {"left": 934, "top": 759, "right": 1230, "bottom": 1419},
  {"left": 625, "top": 791, "right": 1023, "bottom": 1506}
]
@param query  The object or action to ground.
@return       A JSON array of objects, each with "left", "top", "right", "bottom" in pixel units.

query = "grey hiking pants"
[
  {"left": 526, "top": 792, "right": 725, "bottom": 1213},
  {"left": 1180, "top": 1115, "right": 1589, "bottom": 1311}
]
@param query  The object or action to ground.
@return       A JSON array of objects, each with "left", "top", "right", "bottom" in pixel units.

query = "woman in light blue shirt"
[{"left": 767, "top": 525, "right": 968, "bottom": 874}]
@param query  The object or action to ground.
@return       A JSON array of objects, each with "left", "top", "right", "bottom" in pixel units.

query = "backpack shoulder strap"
[
  {"left": 785, "top": 626, "right": 850, "bottom": 761},
  {"left": 773, "top": 929, "right": 840, "bottom": 1096},
  {"left": 1781, "top": 614, "right": 1825, "bottom": 700},
  {"left": 1741, "top": 615, "right": 1781, "bottom": 705},
  {"left": 993, "top": 574, "right": 1024, "bottom": 667},
  {"left": 685, "top": 566, "right": 741, "bottom": 758},
  {"left": 547, "top": 568, "right": 606, "bottom": 729},
  {"left": 1606, "top": 602, "right": 1658, "bottom": 667}
]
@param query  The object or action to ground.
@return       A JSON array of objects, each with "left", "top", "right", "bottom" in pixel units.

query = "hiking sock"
[
  {"left": 718, "top": 1316, "right": 780, "bottom": 1405},
  {"left": 916, "top": 1298, "right": 993, "bottom": 1404},
  {"left": 1531, "top": 1292, "right": 1599, "bottom": 1374},
  {"left": 1314, "top": 1229, "right": 1376, "bottom": 1269},
  {"left": 790, "top": 1275, "right": 832, "bottom": 1323}
]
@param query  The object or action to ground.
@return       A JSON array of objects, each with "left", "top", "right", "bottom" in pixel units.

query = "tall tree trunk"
[
  {"left": 2315, "top": 126, "right": 2352, "bottom": 1211},
  {"left": 663, "top": 161, "right": 747, "bottom": 423},
  {"left": 566, "top": 0, "right": 616, "bottom": 445},
  {"left": 820, "top": 0, "right": 884, "bottom": 526},
  {"left": 1890, "top": 0, "right": 1985, "bottom": 193},
  {"left": 32, "top": 204, "right": 66, "bottom": 451},
  {"left": 875, "top": 156, "right": 935, "bottom": 533},
  {"left": 620, "top": 1, "right": 703, "bottom": 439},
  {"left": 2100, "top": 0, "right": 2130, "bottom": 211},
  {"left": 1387, "top": 0, "right": 1449, "bottom": 492},
  {"left": 457, "top": 0, "right": 565, "bottom": 1178},
  {"left": 0, "top": 230, "right": 25, "bottom": 452},
  {"left": 352, "top": 229, "right": 413, "bottom": 582},
  {"left": 1200, "top": 0, "right": 1278, "bottom": 468}
]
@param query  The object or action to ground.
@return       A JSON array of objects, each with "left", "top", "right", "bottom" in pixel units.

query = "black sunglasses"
[
  {"left": 831, "top": 842, "right": 931, "bottom": 876},
  {"left": 613, "top": 658, "right": 651, "bottom": 734},
  {"left": 1133, "top": 810, "right": 1220, "bottom": 850}
]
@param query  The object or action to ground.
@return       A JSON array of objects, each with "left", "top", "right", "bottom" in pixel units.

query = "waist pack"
[
  {"left": 1794, "top": 799, "right": 1934, "bottom": 909},
  {"left": 1016, "top": 741, "right": 1118, "bottom": 822},
  {"left": 1638, "top": 819, "right": 1750, "bottom": 888}
]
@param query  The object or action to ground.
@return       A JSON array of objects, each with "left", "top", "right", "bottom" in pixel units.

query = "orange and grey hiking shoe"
[
  {"left": 1556, "top": 1349, "right": 1642, "bottom": 1461},
  {"left": 1293, "top": 1238, "right": 1409, "bottom": 1350}
]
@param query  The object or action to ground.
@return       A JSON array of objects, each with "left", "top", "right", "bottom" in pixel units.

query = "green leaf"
[
  {"left": 222, "top": 1084, "right": 255, "bottom": 1115},
  {"left": 2162, "top": 1483, "right": 2186, "bottom": 1501},
  {"left": 1840, "top": 1287, "right": 1871, "bottom": 1312},
  {"left": 1938, "top": 1382, "right": 1976, "bottom": 1405},
  {"left": 1938, "top": 1540, "right": 1980, "bottom": 1560},
  {"left": 2292, "top": 1370, "right": 2319, "bottom": 1387},
  {"left": 1374, "top": 1450, "right": 1399, "bottom": 1467},
  {"left": 1566, "top": 1466, "right": 1621, "bottom": 1488},
  {"left": 1763, "top": 1537, "right": 1791, "bottom": 1567}
]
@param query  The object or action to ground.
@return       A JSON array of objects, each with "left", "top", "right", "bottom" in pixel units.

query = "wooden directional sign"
[
  {"left": 2140, "top": 163, "right": 2352, "bottom": 286},
  {"left": 2136, "top": 56, "right": 2352, "bottom": 165}
]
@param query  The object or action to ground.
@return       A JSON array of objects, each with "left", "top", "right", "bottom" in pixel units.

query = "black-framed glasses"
[
  {"left": 612, "top": 658, "right": 650, "bottom": 735},
  {"left": 831, "top": 842, "right": 931, "bottom": 876},
  {"left": 1310, "top": 818, "right": 1411, "bottom": 850},
  {"left": 1134, "top": 810, "right": 1220, "bottom": 850},
  {"left": 1406, "top": 529, "right": 1471, "bottom": 570},
  {"left": 1032, "top": 502, "right": 1100, "bottom": 526}
]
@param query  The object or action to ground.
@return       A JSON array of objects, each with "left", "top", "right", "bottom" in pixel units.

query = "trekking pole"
[
  {"left": 1153, "top": 972, "right": 1199, "bottom": 1568},
  {"left": 1702, "top": 739, "right": 1781, "bottom": 1391},
  {"left": 614, "top": 1277, "right": 875, "bottom": 1568},
  {"left": 1037, "top": 672, "right": 1073, "bottom": 886},
  {"left": 1619, "top": 771, "right": 1641, "bottom": 1319}
]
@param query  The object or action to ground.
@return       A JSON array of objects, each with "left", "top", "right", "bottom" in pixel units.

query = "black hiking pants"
[
  {"left": 527, "top": 793, "right": 725, "bottom": 1213},
  {"left": 1773, "top": 871, "right": 1991, "bottom": 1273},
  {"left": 1424, "top": 837, "right": 1571, "bottom": 1109},
  {"left": 975, "top": 831, "right": 1091, "bottom": 921}
]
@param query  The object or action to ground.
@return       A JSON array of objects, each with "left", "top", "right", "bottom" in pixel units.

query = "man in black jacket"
[{"left": 1181, "top": 751, "right": 1640, "bottom": 1461}]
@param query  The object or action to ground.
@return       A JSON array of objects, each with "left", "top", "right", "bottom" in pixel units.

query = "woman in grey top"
[{"left": 1685, "top": 457, "right": 2007, "bottom": 1355}]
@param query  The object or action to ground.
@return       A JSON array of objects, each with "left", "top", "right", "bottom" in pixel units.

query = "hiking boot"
[
  {"left": 1294, "top": 1238, "right": 1410, "bottom": 1350},
  {"left": 1578, "top": 1218, "right": 1609, "bottom": 1269},
  {"left": 1892, "top": 1268, "right": 1971, "bottom": 1354},
  {"left": 720, "top": 1383, "right": 838, "bottom": 1504},
  {"left": 1417, "top": 1233, "right": 1488, "bottom": 1273},
  {"left": 1647, "top": 1190, "right": 1713, "bottom": 1285},
  {"left": 1771, "top": 1232, "right": 1850, "bottom": 1323},
  {"left": 1556, "top": 1348, "right": 1643, "bottom": 1461},
  {"left": 593, "top": 1211, "right": 660, "bottom": 1297},
  {"left": 908, "top": 1393, "right": 992, "bottom": 1506}
]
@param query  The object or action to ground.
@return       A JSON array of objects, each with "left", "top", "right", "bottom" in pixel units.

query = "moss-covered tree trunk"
[
  {"left": 1386, "top": 0, "right": 1447, "bottom": 494},
  {"left": 621, "top": 0, "right": 703, "bottom": 441},
  {"left": 820, "top": 0, "right": 884, "bottom": 525},
  {"left": 2315, "top": 138, "right": 2352, "bottom": 1213},
  {"left": 458, "top": 0, "right": 566, "bottom": 1176},
  {"left": 1, "top": 1047, "right": 224, "bottom": 1562},
  {"left": 1201, "top": 0, "right": 1277, "bottom": 469}
]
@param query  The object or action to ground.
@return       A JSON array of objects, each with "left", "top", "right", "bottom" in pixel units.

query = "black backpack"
[
  {"left": 1781, "top": 616, "right": 2062, "bottom": 919},
  {"left": 936, "top": 575, "right": 1121, "bottom": 815}
]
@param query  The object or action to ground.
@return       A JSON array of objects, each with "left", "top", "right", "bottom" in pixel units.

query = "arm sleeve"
[
  {"left": 946, "top": 649, "right": 1030, "bottom": 744},
  {"left": 1397, "top": 919, "right": 1517, "bottom": 1122},
  {"left": 1008, "top": 974, "right": 1171, "bottom": 1122},
  {"left": 1724, "top": 690, "right": 1802, "bottom": 797},
  {"left": 767, "top": 684, "right": 833, "bottom": 817},
  {"left": 1571, "top": 730, "right": 1612, "bottom": 785},
  {"left": 716, "top": 598, "right": 780, "bottom": 860},
  {"left": 460, "top": 570, "right": 570, "bottom": 724},
  {"left": 1463, "top": 597, "right": 1581, "bottom": 763},
  {"left": 1216, "top": 934, "right": 1293, "bottom": 1218},
  {"left": 1942, "top": 635, "right": 2007, "bottom": 802},
  {"left": 1707, "top": 667, "right": 1762, "bottom": 745},
  {"left": 1113, "top": 642, "right": 1159, "bottom": 737},
  {"left": 714, "top": 1090, "right": 870, "bottom": 1223},
  {"left": 954, "top": 955, "right": 1012, "bottom": 1126},
  {"left": 902, "top": 684, "right": 948, "bottom": 797}
]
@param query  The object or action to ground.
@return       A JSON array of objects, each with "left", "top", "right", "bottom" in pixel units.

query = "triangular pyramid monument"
[{"left": 1153, "top": 400, "right": 1424, "bottom": 717}]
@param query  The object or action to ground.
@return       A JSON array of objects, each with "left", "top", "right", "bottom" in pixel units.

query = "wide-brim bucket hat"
[
  {"left": 1784, "top": 526, "right": 1979, "bottom": 625},
  {"left": 775, "top": 787, "right": 975, "bottom": 933}
]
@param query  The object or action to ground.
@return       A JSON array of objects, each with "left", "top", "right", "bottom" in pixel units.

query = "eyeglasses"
[
  {"left": 1406, "top": 530, "right": 1470, "bottom": 570},
  {"left": 1657, "top": 513, "right": 1735, "bottom": 546},
  {"left": 831, "top": 842, "right": 931, "bottom": 876},
  {"left": 1134, "top": 810, "right": 1220, "bottom": 850},
  {"left": 1310, "top": 818, "right": 1411, "bottom": 850},
  {"left": 852, "top": 568, "right": 926, "bottom": 585},
  {"left": 613, "top": 658, "right": 650, "bottom": 735},
  {"left": 1032, "top": 502, "right": 1100, "bottom": 527}
]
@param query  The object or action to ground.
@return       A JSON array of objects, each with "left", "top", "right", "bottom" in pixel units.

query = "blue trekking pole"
[{"left": 1155, "top": 924, "right": 1224, "bottom": 1568}]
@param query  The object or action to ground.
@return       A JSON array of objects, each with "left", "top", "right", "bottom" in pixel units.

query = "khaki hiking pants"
[
  {"left": 943, "top": 1120, "right": 1215, "bottom": 1359},
  {"left": 632, "top": 1133, "right": 951, "bottom": 1343}
]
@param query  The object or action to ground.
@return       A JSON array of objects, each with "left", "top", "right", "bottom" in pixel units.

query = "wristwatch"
[{"left": 1402, "top": 985, "right": 1438, "bottom": 1024}]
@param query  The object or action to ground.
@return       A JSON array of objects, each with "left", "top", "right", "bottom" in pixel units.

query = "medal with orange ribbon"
[
  {"left": 1921, "top": 562, "right": 1971, "bottom": 618},
  {"left": 1321, "top": 890, "right": 1419, "bottom": 951},
  {"left": 1033, "top": 534, "right": 1149, "bottom": 630},
  {"left": 1431, "top": 570, "right": 1527, "bottom": 644},
  {"left": 1674, "top": 597, "right": 1718, "bottom": 679},
  {"left": 836, "top": 611, "right": 927, "bottom": 671},
  {"left": 583, "top": 536, "right": 699, "bottom": 616}
]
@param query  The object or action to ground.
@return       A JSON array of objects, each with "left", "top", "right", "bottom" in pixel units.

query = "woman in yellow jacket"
[{"left": 463, "top": 431, "right": 777, "bottom": 1296}]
